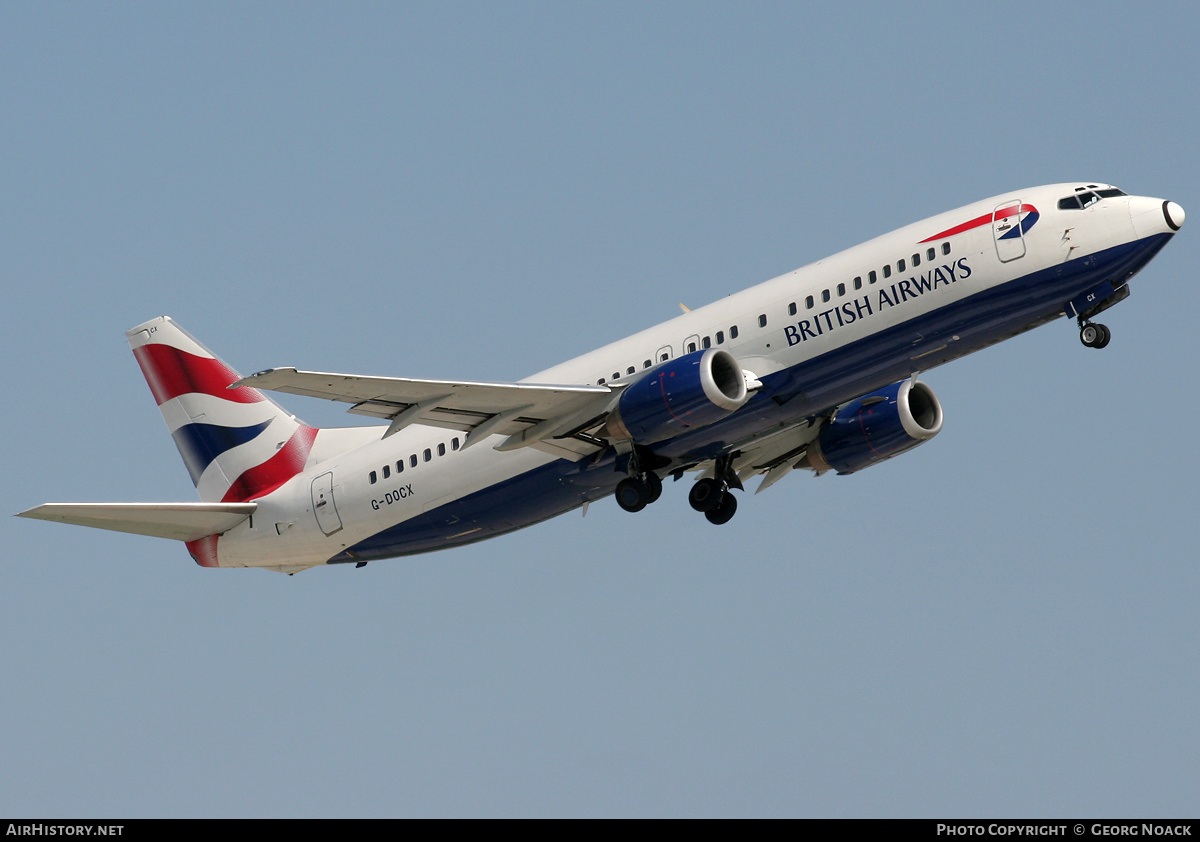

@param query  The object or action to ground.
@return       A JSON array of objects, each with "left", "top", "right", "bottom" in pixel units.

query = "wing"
[
  {"left": 17, "top": 502, "right": 257, "bottom": 542},
  {"left": 233, "top": 368, "right": 618, "bottom": 458}
]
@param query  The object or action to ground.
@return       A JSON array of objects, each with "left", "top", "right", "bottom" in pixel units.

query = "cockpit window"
[
  {"left": 1059, "top": 187, "right": 1125, "bottom": 210},
  {"left": 1061, "top": 192, "right": 1098, "bottom": 209}
]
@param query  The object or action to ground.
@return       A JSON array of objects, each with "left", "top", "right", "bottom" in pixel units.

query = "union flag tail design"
[{"left": 127, "top": 317, "right": 317, "bottom": 504}]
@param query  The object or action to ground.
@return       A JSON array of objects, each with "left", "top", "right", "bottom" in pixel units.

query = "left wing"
[{"left": 233, "top": 368, "right": 618, "bottom": 457}]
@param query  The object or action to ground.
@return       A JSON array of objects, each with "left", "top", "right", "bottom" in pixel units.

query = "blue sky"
[{"left": 3, "top": 2, "right": 1197, "bottom": 817}]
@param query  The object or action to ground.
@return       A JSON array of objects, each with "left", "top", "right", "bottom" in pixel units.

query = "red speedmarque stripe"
[{"left": 919, "top": 203, "right": 1032, "bottom": 244}]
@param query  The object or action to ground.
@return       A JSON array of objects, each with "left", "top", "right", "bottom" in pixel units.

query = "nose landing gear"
[{"left": 1079, "top": 321, "right": 1111, "bottom": 349}]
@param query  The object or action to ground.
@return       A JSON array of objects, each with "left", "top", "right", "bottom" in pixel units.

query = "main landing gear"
[
  {"left": 612, "top": 449, "right": 742, "bottom": 524},
  {"left": 613, "top": 445, "right": 670, "bottom": 513},
  {"left": 614, "top": 471, "right": 663, "bottom": 513},
  {"left": 687, "top": 454, "right": 742, "bottom": 525},
  {"left": 688, "top": 477, "right": 738, "bottom": 525},
  {"left": 1079, "top": 321, "right": 1111, "bottom": 349}
]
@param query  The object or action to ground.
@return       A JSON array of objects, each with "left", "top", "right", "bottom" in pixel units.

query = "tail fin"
[{"left": 127, "top": 317, "right": 317, "bottom": 503}]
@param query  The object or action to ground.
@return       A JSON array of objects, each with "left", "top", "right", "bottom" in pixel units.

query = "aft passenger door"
[{"left": 310, "top": 472, "right": 344, "bottom": 536}]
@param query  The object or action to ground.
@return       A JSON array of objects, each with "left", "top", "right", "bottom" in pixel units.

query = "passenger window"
[
  {"left": 883, "top": 265, "right": 892, "bottom": 278},
  {"left": 660, "top": 353, "right": 669, "bottom": 361},
  {"left": 598, "top": 378, "right": 605, "bottom": 384},
  {"left": 438, "top": 443, "right": 446, "bottom": 456},
  {"left": 854, "top": 276, "right": 862, "bottom": 290},
  {"left": 942, "top": 242, "right": 950, "bottom": 255},
  {"left": 837, "top": 283, "right": 845, "bottom": 297},
  {"left": 912, "top": 253, "right": 920, "bottom": 267},
  {"left": 410, "top": 455, "right": 418, "bottom": 468},
  {"left": 869, "top": 270, "right": 877, "bottom": 284},
  {"left": 643, "top": 359, "right": 652, "bottom": 368},
  {"left": 369, "top": 471, "right": 377, "bottom": 484},
  {"left": 926, "top": 247, "right": 935, "bottom": 261},
  {"left": 397, "top": 460, "right": 404, "bottom": 473},
  {"left": 612, "top": 372, "right": 620, "bottom": 380},
  {"left": 715, "top": 332, "right": 724, "bottom": 344},
  {"left": 423, "top": 448, "right": 432, "bottom": 462},
  {"left": 805, "top": 295, "right": 814, "bottom": 309},
  {"left": 702, "top": 337, "right": 711, "bottom": 349},
  {"left": 626, "top": 366, "right": 635, "bottom": 375},
  {"left": 382, "top": 465, "right": 390, "bottom": 479},
  {"left": 788, "top": 302, "right": 797, "bottom": 316},
  {"left": 822, "top": 289, "right": 830, "bottom": 303},
  {"left": 452, "top": 437, "right": 460, "bottom": 450},
  {"left": 758, "top": 314, "right": 767, "bottom": 328},
  {"left": 686, "top": 343, "right": 696, "bottom": 353},
  {"left": 730, "top": 325, "right": 739, "bottom": 339},
  {"left": 898, "top": 258, "right": 906, "bottom": 272}
]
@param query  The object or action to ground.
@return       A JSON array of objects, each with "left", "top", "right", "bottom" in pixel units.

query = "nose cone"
[
  {"left": 1165, "top": 201, "right": 1185, "bottom": 231},
  {"left": 1130, "top": 196, "right": 1185, "bottom": 238}
]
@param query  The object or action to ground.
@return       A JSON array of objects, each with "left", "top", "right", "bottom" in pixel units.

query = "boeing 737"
[{"left": 19, "top": 183, "right": 1185, "bottom": 573}]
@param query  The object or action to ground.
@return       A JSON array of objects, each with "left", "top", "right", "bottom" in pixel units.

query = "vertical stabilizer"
[{"left": 127, "top": 317, "right": 317, "bottom": 503}]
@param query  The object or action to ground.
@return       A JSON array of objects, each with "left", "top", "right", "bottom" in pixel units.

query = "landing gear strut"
[{"left": 1079, "top": 321, "right": 1111, "bottom": 349}]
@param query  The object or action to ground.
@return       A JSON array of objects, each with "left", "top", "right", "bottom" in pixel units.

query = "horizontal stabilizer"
[{"left": 17, "top": 502, "right": 257, "bottom": 542}]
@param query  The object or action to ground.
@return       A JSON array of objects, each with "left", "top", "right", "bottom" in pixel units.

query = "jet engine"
[
  {"left": 605, "top": 348, "right": 750, "bottom": 444},
  {"left": 806, "top": 379, "right": 943, "bottom": 475}
]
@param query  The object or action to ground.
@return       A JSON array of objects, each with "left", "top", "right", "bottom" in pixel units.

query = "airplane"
[{"left": 19, "top": 183, "right": 1185, "bottom": 574}]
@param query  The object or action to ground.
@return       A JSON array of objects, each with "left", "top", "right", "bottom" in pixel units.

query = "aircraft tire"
[
  {"left": 688, "top": 477, "right": 723, "bottom": 512},
  {"left": 1095, "top": 323, "right": 1111, "bottom": 348},
  {"left": 1080, "top": 323, "right": 1102, "bottom": 348},
  {"left": 644, "top": 472, "right": 663, "bottom": 504},
  {"left": 705, "top": 492, "right": 737, "bottom": 525},
  {"left": 615, "top": 477, "right": 649, "bottom": 513}
]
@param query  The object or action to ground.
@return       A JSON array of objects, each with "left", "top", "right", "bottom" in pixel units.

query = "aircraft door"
[
  {"left": 310, "top": 471, "right": 344, "bottom": 536},
  {"left": 992, "top": 200, "right": 1027, "bottom": 263}
]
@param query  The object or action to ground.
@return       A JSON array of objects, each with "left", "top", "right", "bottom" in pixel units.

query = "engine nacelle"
[
  {"left": 807, "top": 379, "right": 943, "bottom": 475},
  {"left": 605, "top": 348, "right": 750, "bottom": 444}
]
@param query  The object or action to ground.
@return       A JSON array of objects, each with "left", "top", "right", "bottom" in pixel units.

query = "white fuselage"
[{"left": 211, "top": 184, "right": 1180, "bottom": 569}]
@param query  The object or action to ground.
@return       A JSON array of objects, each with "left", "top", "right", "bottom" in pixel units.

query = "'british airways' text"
[{"left": 784, "top": 257, "right": 973, "bottom": 345}]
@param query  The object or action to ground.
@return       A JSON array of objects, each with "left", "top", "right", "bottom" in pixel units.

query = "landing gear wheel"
[
  {"left": 704, "top": 492, "right": 738, "bottom": 525},
  {"left": 688, "top": 477, "right": 724, "bottom": 512},
  {"left": 644, "top": 471, "right": 663, "bottom": 504},
  {"left": 615, "top": 477, "right": 649, "bottom": 513},
  {"left": 1080, "top": 322, "right": 1110, "bottom": 348}
]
